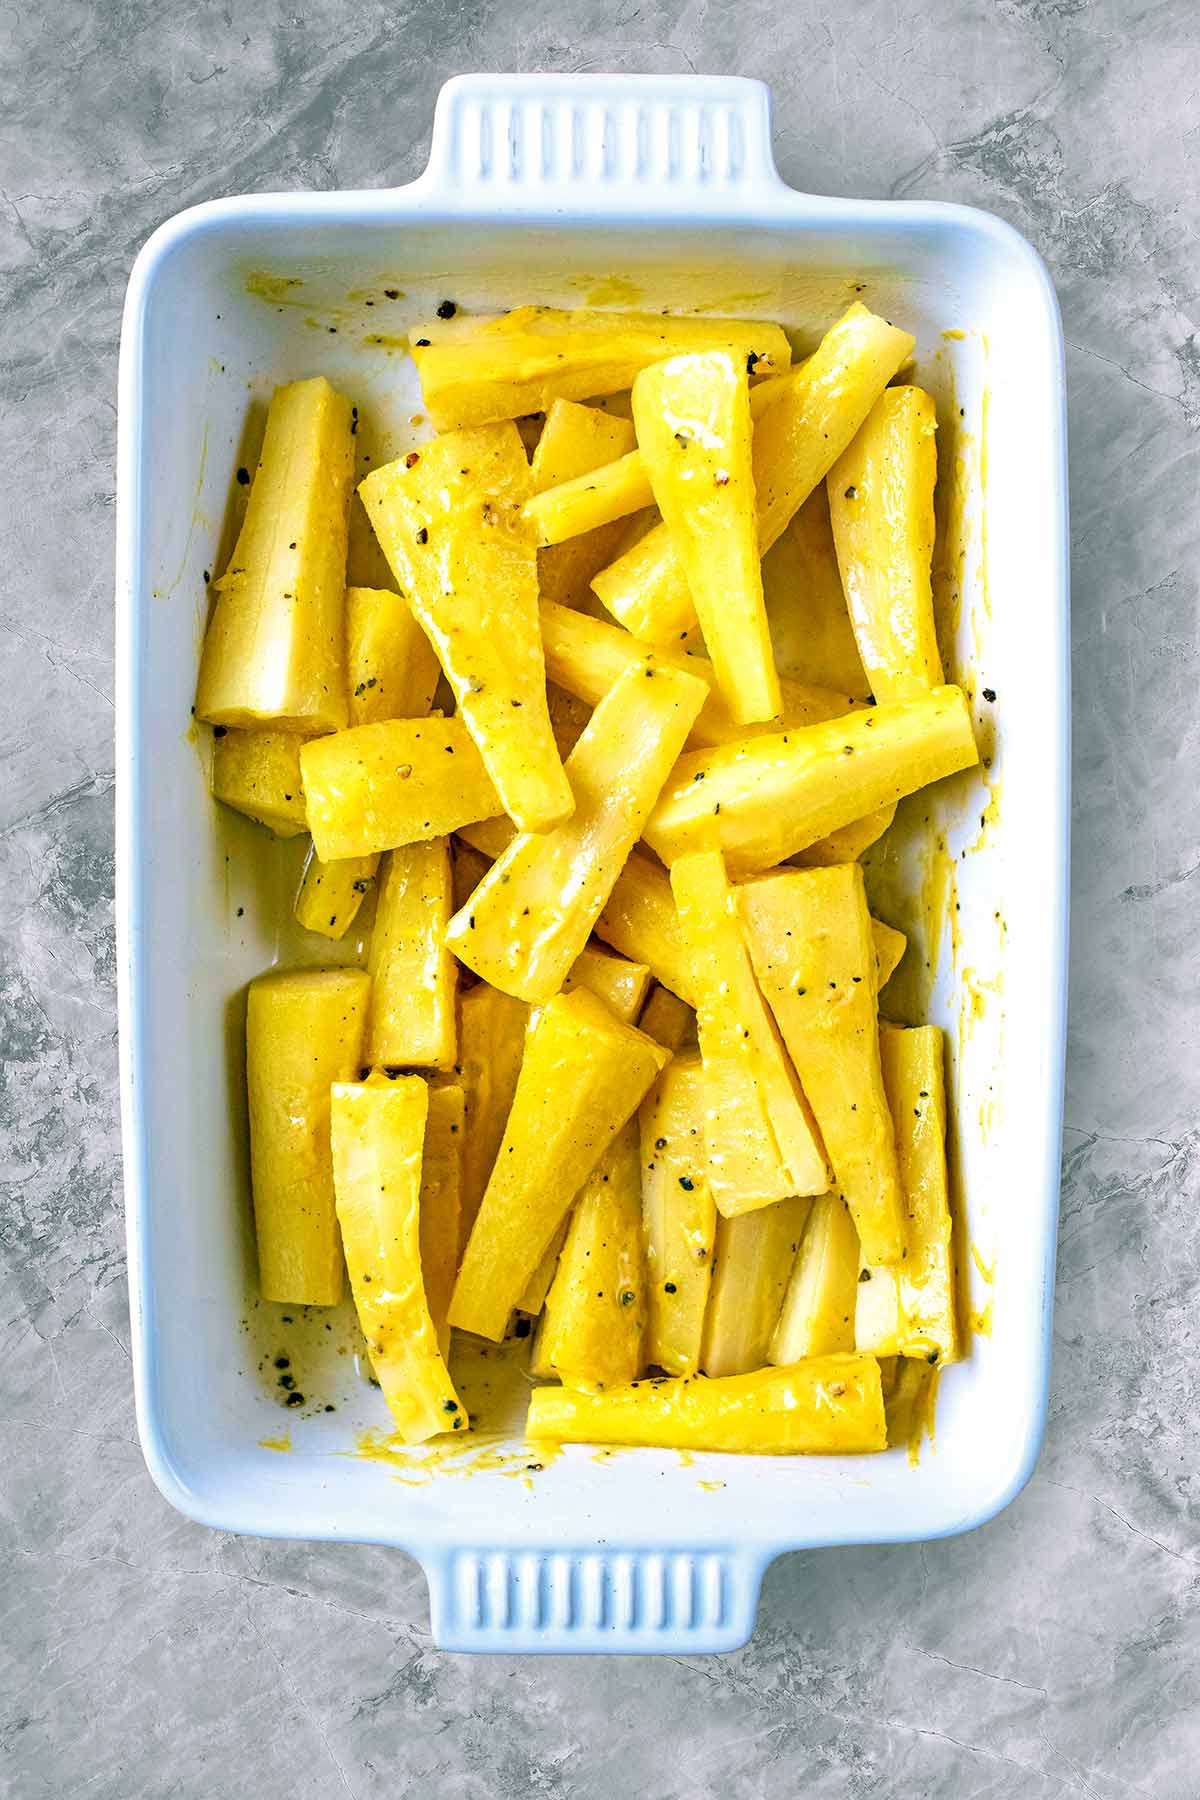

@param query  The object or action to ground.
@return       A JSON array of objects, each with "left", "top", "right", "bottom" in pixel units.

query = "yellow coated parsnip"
[
  {"left": 564, "top": 943, "right": 653, "bottom": 1024},
  {"left": 516, "top": 1221, "right": 568, "bottom": 1318},
  {"left": 539, "top": 598, "right": 856, "bottom": 752},
  {"left": 446, "top": 661, "right": 708, "bottom": 1003},
  {"left": 533, "top": 1122, "right": 646, "bottom": 1390},
  {"left": 359, "top": 424, "right": 573, "bottom": 833},
  {"left": 644, "top": 686, "right": 978, "bottom": 875},
  {"left": 450, "top": 835, "right": 492, "bottom": 914},
  {"left": 590, "top": 304, "right": 915, "bottom": 651},
  {"left": 196, "top": 377, "right": 354, "bottom": 732},
  {"left": 634, "top": 350, "right": 780, "bottom": 724},
  {"left": 637, "top": 985, "right": 695, "bottom": 1051},
  {"left": 300, "top": 717, "right": 500, "bottom": 861},
  {"left": 639, "top": 1056, "right": 718, "bottom": 1375},
  {"left": 449, "top": 989, "right": 669, "bottom": 1340},
  {"left": 294, "top": 846, "right": 379, "bottom": 939},
  {"left": 739, "top": 866, "right": 905, "bottom": 1265},
  {"left": 419, "top": 1081, "right": 464, "bottom": 1362},
  {"left": 529, "top": 400, "right": 638, "bottom": 609},
  {"left": 345, "top": 585, "right": 441, "bottom": 726},
  {"left": 455, "top": 983, "right": 529, "bottom": 1258},
  {"left": 526, "top": 1354, "right": 887, "bottom": 1455},
  {"left": 365, "top": 840, "right": 456, "bottom": 1070},
  {"left": 827, "top": 387, "right": 943, "bottom": 700},
  {"left": 211, "top": 728, "right": 307, "bottom": 837},
  {"left": 330, "top": 1077, "right": 465, "bottom": 1443},
  {"left": 856, "top": 1026, "right": 959, "bottom": 1365},
  {"left": 595, "top": 849, "right": 699, "bottom": 1008},
  {"left": 246, "top": 968, "right": 371, "bottom": 1306},
  {"left": 411, "top": 306, "right": 791, "bottom": 431},
  {"left": 526, "top": 449, "right": 654, "bottom": 545},
  {"left": 769, "top": 1192, "right": 860, "bottom": 1364},
  {"left": 791, "top": 803, "right": 897, "bottom": 868},
  {"left": 671, "top": 850, "right": 827, "bottom": 1214},
  {"left": 762, "top": 488, "right": 870, "bottom": 698},
  {"left": 700, "top": 1196, "right": 812, "bottom": 1378}
]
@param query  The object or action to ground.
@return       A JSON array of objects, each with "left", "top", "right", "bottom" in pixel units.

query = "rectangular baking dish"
[{"left": 116, "top": 72, "right": 1069, "bottom": 1654}]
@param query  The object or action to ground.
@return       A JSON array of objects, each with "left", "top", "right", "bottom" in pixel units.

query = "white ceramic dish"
[{"left": 116, "top": 72, "right": 1069, "bottom": 1653}]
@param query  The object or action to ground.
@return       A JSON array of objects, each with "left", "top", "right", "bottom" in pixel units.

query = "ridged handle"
[
  {"left": 419, "top": 73, "right": 788, "bottom": 211},
  {"left": 422, "top": 1546, "right": 765, "bottom": 1654}
]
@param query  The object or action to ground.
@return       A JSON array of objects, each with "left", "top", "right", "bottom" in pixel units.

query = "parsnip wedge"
[
  {"left": 331, "top": 1077, "right": 464, "bottom": 1443},
  {"left": 671, "top": 850, "right": 827, "bottom": 1215},
  {"left": 410, "top": 306, "right": 791, "bottom": 431},
  {"left": 769, "top": 1192, "right": 861, "bottom": 1364},
  {"left": 738, "top": 865, "right": 906, "bottom": 1265},
  {"left": 644, "top": 686, "right": 978, "bottom": 875},
  {"left": 639, "top": 1056, "right": 718, "bottom": 1375},
  {"left": 359, "top": 423, "right": 572, "bottom": 833},
  {"left": 634, "top": 349, "right": 779, "bottom": 724},
  {"left": 700, "top": 1196, "right": 812, "bottom": 1377},
  {"left": 365, "top": 840, "right": 456, "bottom": 1070},
  {"left": 526, "top": 1355, "right": 887, "bottom": 1455},
  {"left": 300, "top": 717, "right": 500, "bottom": 861},
  {"left": 446, "top": 661, "right": 708, "bottom": 1003},
  {"left": 449, "top": 990, "right": 668, "bottom": 1341}
]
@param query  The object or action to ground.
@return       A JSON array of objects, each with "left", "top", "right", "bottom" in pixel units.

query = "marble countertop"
[{"left": 2, "top": 3, "right": 1197, "bottom": 1794}]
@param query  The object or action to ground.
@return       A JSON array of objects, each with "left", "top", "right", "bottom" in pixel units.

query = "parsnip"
[
  {"left": 449, "top": 990, "right": 668, "bottom": 1340},
  {"left": 634, "top": 350, "right": 780, "bottom": 724},
  {"left": 594, "top": 848, "right": 699, "bottom": 1008},
  {"left": 738, "top": 865, "right": 905, "bottom": 1265},
  {"left": 300, "top": 717, "right": 500, "bottom": 861},
  {"left": 455, "top": 983, "right": 529, "bottom": 1258},
  {"left": 526, "top": 449, "right": 654, "bottom": 545},
  {"left": 637, "top": 985, "right": 695, "bottom": 1052},
  {"left": 331, "top": 1077, "right": 464, "bottom": 1443},
  {"left": 700, "top": 1196, "right": 812, "bottom": 1377},
  {"left": 365, "top": 840, "right": 456, "bottom": 1070},
  {"left": 639, "top": 1056, "right": 718, "bottom": 1376},
  {"left": 212, "top": 728, "right": 308, "bottom": 837},
  {"left": 345, "top": 584, "right": 440, "bottom": 726},
  {"left": 856, "top": 1026, "right": 959, "bottom": 1365},
  {"left": 410, "top": 306, "right": 791, "bottom": 431},
  {"left": 294, "top": 846, "right": 379, "bottom": 939},
  {"left": 762, "top": 487, "right": 870, "bottom": 698},
  {"left": 644, "top": 686, "right": 978, "bottom": 875},
  {"left": 446, "top": 661, "right": 708, "bottom": 1003},
  {"left": 196, "top": 377, "right": 354, "bottom": 732},
  {"left": 769, "top": 1192, "right": 860, "bottom": 1364},
  {"left": 526, "top": 1354, "right": 887, "bottom": 1455},
  {"left": 533, "top": 1122, "right": 645, "bottom": 1390},
  {"left": 419, "top": 1081, "right": 464, "bottom": 1362},
  {"left": 246, "top": 968, "right": 371, "bottom": 1306},
  {"left": 529, "top": 400, "right": 638, "bottom": 609},
  {"left": 359, "top": 423, "right": 572, "bottom": 833},
  {"left": 671, "top": 850, "right": 827, "bottom": 1214},
  {"left": 827, "top": 387, "right": 943, "bottom": 700},
  {"left": 563, "top": 943, "right": 652, "bottom": 1025}
]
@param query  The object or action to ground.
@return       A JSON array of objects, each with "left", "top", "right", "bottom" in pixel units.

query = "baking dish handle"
[
  {"left": 421, "top": 1544, "right": 768, "bottom": 1655},
  {"left": 417, "top": 73, "right": 791, "bottom": 213}
]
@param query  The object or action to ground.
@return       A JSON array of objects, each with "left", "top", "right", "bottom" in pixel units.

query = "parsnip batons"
[
  {"left": 331, "top": 1077, "right": 464, "bottom": 1443},
  {"left": 526, "top": 1355, "right": 887, "bottom": 1456},
  {"left": 456, "top": 984, "right": 529, "bottom": 1258},
  {"left": 762, "top": 488, "right": 870, "bottom": 699},
  {"left": 446, "top": 661, "right": 707, "bottom": 1003},
  {"left": 856, "top": 1026, "right": 959, "bottom": 1365},
  {"left": 410, "top": 306, "right": 791, "bottom": 431},
  {"left": 769, "top": 1193, "right": 860, "bottom": 1364},
  {"left": 644, "top": 686, "right": 978, "bottom": 875},
  {"left": 637, "top": 985, "right": 695, "bottom": 1052},
  {"left": 359, "top": 424, "right": 572, "bottom": 833},
  {"left": 196, "top": 377, "right": 354, "bottom": 732},
  {"left": 419, "top": 1082, "right": 465, "bottom": 1362},
  {"left": 595, "top": 849, "right": 699, "bottom": 1008},
  {"left": 529, "top": 400, "right": 638, "bottom": 608},
  {"left": 211, "top": 728, "right": 307, "bottom": 837},
  {"left": 672, "top": 850, "right": 827, "bottom": 1213},
  {"left": 564, "top": 943, "right": 652, "bottom": 1024},
  {"left": 700, "top": 1196, "right": 812, "bottom": 1378},
  {"left": 294, "top": 847, "right": 379, "bottom": 939},
  {"left": 300, "top": 717, "right": 500, "bottom": 861},
  {"left": 533, "top": 1123, "right": 646, "bottom": 1390},
  {"left": 246, "top": 968, "right": 371, "bottom": 1305},
  {"left": 449, "top": 990, "right": 668, "bottom": 1340},
  {"left": 639, "top": 1056, "right": 718, "bottom": 1375},
  {"left": 345, "top": 585, "right": 440, "bottom": 726},
  {"left": 634, "top": 350, "right": 780, "bottom": 725},
  {"left": 365, "top": 841, "right": 456, "bottom": 1070},
  {"left": 739, "top": 866, "right": 905, "bottom": 1265},
  {"left": 526, "top": 449, "right": 654, "bottom": 545},
  {"left": 827, "top": 387, "right": 943, "bottom": 700}
]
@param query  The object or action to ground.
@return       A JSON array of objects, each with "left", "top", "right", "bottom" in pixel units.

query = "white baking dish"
[{"left": 116, "top": 73, "right": 1069, "bottom": 1653}]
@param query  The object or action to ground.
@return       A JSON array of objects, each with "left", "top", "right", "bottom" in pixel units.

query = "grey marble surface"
[{"left": 2, "top": 2, "right": 1197, "bottom": 1794}]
